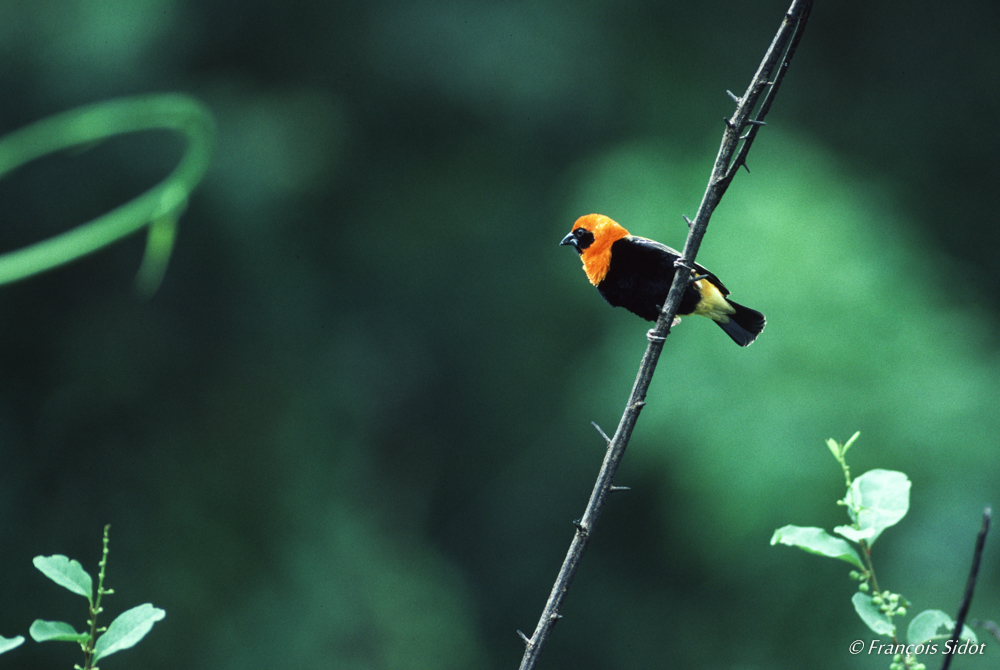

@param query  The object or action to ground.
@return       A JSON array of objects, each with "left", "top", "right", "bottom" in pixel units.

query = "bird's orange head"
[{"left": 559, "top": 214, "right": 630, "bottom": 285}]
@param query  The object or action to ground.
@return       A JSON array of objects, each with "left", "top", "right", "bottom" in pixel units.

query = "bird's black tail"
[{"left": 716, "top": 300, "right": 766, "bottom": 347}]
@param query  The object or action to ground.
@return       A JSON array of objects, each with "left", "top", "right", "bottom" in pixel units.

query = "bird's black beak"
[{"left": 559, "top": 232, "right": 578, "bottom": 248}]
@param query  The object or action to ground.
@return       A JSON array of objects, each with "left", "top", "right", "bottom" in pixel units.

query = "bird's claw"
[{"left": 673, "top": 258, "right": 695, "bottom": 272}]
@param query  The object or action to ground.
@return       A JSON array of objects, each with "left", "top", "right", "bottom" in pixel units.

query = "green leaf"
[
  {"left": 28, "top": 619, "right": 89, "bottom": 644},
  {"left": 826, "top": 438, "right": 841, "bottom": 459},
  {"left": 0, "top": 634, "right": 24, "bottom": 654},
  {"left": 833, "top": 525, "right": 875, "bottom": 543},
  {"left": 843, "top": 469, "right": 910, "bottom": 547},
  {"left": 32, "top": 555, "right": 93, "bottom": 602},
  {"left": 907, "top": 609, "right": 978, "bottom": 646},
  {"left": 852, "top": 592, "right": 895, "bottom": 635},
  {"left": 770, "top": 525, "right": 864, "bottom": 569},
  {"left": 92, "top": 603, "right": 165, "bottom": 662}
]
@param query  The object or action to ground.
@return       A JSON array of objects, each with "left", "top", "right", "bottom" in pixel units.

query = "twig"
[
  {"left": 940, "top": 506, "right": 992, "bottom": 670},
  {"left": 516, "top": 2, "right": 813, "bottom": 669}
]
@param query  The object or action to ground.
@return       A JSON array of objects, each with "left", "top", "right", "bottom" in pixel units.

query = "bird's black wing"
[{"left": 627, "top": 236, "right": 731, "bottom": 296}]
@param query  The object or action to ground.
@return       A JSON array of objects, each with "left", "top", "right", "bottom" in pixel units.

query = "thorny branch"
[
  {"left": 516, "top": 2, "right": 813, "bottom": 669},
  {"left": 940, "top": 506, "right": 992, "bottom": 670}
]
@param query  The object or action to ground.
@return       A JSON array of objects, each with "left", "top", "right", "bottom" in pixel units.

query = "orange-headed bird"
[{"left": 561, "top": 214, "right": 765, "bottom": 346}]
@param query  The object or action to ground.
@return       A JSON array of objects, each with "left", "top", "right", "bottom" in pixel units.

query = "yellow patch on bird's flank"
[{"left": 692, "top": 278, "right": 736, "bottom": 322}]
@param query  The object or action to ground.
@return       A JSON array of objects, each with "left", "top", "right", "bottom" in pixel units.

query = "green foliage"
[
  {"left": 91, "top": 604, "right": 166, "bottom": 664},
  {"left": 771, "top": 435, "right": 979, "bottom": 669},
  {"left": 28, "top": 620, "right": 90, "bottom": 644},
  {"left": 23, "top": 526, "right": 165, "bottom": 668},
  {"left": 837, "top": 469, "right": 911, "bottom": 547},
  {"left": 770, "top": 525, "right": 863, "bottom": 569},
  {"left": 0, "top": 635, "right": 24, "bottom": 654},
  {"left": 907, "top": 610, "right": 976, "bottom": 649},
  {"left": 32, "top": 555, "right": 95, "bottom": 603}
]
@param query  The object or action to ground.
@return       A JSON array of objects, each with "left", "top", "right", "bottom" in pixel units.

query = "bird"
[{"left": 560, "top": 213, "right": 765, "bottom": 346}]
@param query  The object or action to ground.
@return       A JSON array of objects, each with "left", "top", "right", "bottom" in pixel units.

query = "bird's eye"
[{"left": 573, "top": 228, "right": 594, "bottom": 250}]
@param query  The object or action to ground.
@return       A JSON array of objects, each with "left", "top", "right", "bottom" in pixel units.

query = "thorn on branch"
[
  {"left": 517, "top": 630, "right": 532, "bottom": 647},
  {"left": 746, "top": 119, "right": 767, "bottom": 127},
  {"left": 724, "top": 117, "right": 736, "bottom": 129},
  {"left": 591, "top": 421, "right": 611, "bottom": 445},
  {"left": 683, "top": 214, "right": 694, "bottom": 229},
  {"left": 726, "top": 90, "right": 740, "bottom": 103},
  {"left": 610, "top": 485, "right": 631, "bottom": 493},
  {"left": 740, "top": 161, "right": 750, "bottom": 174},
  {"left": 572, "top": 518, "right": 590, "bottom": 537}
]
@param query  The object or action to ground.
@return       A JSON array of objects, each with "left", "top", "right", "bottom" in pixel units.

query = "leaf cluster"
[
  {"left": 771, "top": 434, "right": 978, "bottom": 669},
  {"left": 0, "top": 527, "right": 164, "bottom": 669}
]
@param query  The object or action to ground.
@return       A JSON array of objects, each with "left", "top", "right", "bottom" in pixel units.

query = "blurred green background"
[{"left": 0, "top": 1, "right": 997, "bottom": 668}]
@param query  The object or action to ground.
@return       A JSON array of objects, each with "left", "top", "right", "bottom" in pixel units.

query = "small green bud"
[
  {"left": 897, "top": 607, "right": 906, "bottom": 616},
  {"left": 849, "top": 570, "right": 859, "bottom": 580},
  {"left": 872, "top": 595, "right": 883, "bottom": 605},
  {"left": 859, "top": 582, "right": 869, "bottom": 592}
]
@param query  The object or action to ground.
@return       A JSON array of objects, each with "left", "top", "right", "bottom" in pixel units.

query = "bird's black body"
[{"left": 598, "top": 236, "right": 711, "bottom": 320}]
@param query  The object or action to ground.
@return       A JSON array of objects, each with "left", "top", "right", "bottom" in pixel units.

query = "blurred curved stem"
[
  {"left": 0, "top": 94, "right": 214, "bottom": 288},
  {"left": 517, "top": 2, "right": 813, "bottom": 668}
]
